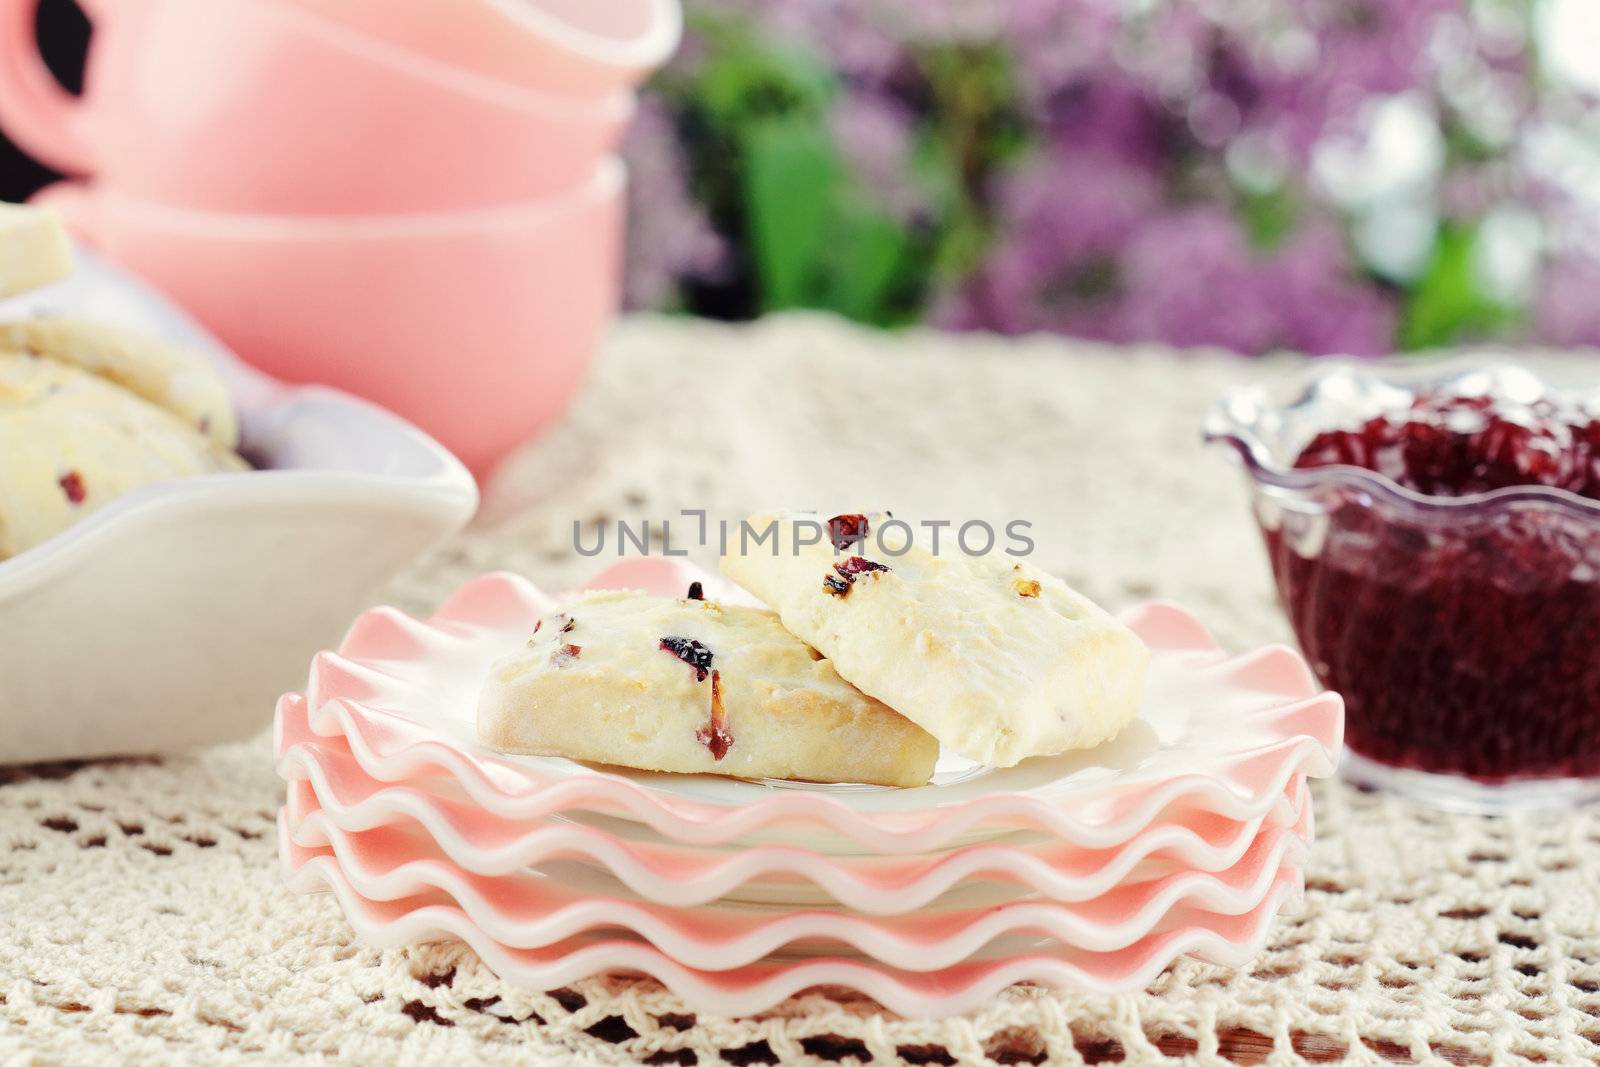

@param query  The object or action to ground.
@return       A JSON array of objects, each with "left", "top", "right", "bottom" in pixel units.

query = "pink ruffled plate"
[
  {"left": 278, "top": 692, "right": 1309, "bottom": 912},
  {"left": 275, "top": 560, "right": 1335, "bottom": 1015},
  {"left": 279, "top": 783, "right": 1309, "bottom": 969},
  {"left": 287, "top": 559, "right": 1342, "bottom": 854},
  {"left": 281, "top": 832, "right": 1305, "bottom": 1019}
]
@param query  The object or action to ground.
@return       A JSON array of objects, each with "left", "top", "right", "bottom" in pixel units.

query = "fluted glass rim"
[{"left": 1202, "top": 356, "right": 1600, "bottom": 521}]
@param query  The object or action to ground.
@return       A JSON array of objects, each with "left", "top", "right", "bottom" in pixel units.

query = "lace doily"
[{"left": 4, "top": 315, "right": 1598, "bottom": 1065}]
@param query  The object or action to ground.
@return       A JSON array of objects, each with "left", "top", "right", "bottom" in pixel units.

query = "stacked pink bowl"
[
  {"left": 274, "top": 557, "right": 1343, "bottom": 1018},
  {"left": 0, "top": 0, "right": 680, "bottom": 472}
]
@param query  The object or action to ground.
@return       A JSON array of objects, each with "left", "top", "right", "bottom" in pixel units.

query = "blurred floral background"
[{"left": 620, "top": 0, "right": 1600, "bottom": 356}]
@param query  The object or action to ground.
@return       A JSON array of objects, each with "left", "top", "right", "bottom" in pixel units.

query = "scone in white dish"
[{"left": 0, "top": 251, "right": 477, "bottom": 763}]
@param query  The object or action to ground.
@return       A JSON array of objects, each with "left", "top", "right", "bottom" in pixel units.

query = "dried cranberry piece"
[
  {"left": 821, "top": 555, "right": 890, "bottom": 598},
  {"left": 686, "top": 581, "right": 704, "bottom": 601},
  {"left": 659, "top": 636, "right": 714, "bottom": 681},
  {"left": 58, "top": 470, "right": 86, "bottom": 505},
  {"left": 695, "top": 669, "right": 733, "bottom": 761},
  {"left": 827, "top": 514, "right": 869, "bottom": 552}
]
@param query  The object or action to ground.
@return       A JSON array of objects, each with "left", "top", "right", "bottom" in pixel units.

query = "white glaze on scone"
[
  {"left": 719, "top": 511, "right": 1150, "bottom": 768},
  {"left": 0, "top": 353, "right": 246, "bottom": 559},
  {"left": 0, "top": 317, "right": 238, "bottom": 449},
  {"left": 477, "top": 589, "right": 940, "bottom": 787}
]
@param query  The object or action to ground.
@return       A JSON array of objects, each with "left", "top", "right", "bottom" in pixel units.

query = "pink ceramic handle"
[{"left": 0, "top": 0, "right": 95, "bottom": 174}]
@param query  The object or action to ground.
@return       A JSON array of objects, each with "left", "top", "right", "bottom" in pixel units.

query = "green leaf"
[
  {"left": 656, "top": 9, "right": 1032, "bottom": 326},
  {"left": 916, "top": 41, "right": 1029, "bottom": 175},
  {"left": 692, "top": 20, "right": 834, "bottom": 131},
  {"left": 1398, "top": 220, "right": 1517, "bottom": 351},
  {"left": 1238, "top": 186, "right": 1298, "bottom": 251},
  {"left": 818, "top": 202, "right": 912, "bottom": 325},
  {"left": 741, "top": 120, "right": 843, "bottom": 311},
  {"left": 742, "top": 121, "right": 919, "bottom": 324}
]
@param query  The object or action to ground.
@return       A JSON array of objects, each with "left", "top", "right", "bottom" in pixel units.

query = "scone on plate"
[
  {"left": 0, "top": 317, "right": 238, "bottom": 449},
  {"left": 720, "top": 511, "right": 1150, "bottom": 768},
  {"left": 478, "top": 587, "right": 940, "bottom": 787},
  {"left": 0, "top": 203, "right": 73, "bottom": 299},
  {"left": 0, "top": 353, "right": 246, "bottom": 559}
]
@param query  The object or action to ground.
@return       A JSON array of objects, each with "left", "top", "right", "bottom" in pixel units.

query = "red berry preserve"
[{"left": 1260, "top": 373, "right": 1600, "bottom": 783}]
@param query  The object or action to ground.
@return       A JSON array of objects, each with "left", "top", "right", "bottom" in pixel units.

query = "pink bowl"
[
  {"left": 276, "top": 0, "right": 682, "bottom": 97},
  {"left": 43, "top": 165, "right": 624, "bottom": 474},
  {"left": 0, "top": 0, "right": 633, "bottom": 213}
]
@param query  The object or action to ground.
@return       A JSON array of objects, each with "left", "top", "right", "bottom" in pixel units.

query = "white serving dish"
[{"left": 0, "top": 250, "right": 478, "bottom": 763}]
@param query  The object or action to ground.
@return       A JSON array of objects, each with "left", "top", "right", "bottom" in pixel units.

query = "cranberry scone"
[
  {"left": 0, "top": 353, "right": 246, "bottom": 559},
  {"left": 0, "top": 317, "right": 238, "bottom": 449},
  {"left": 719, "top": 511, "right": 1149, "bottom": 768},
  {"left": 0, "top": 203, "right": 73, "bottom": 299},
  {"left": 477, "top": 588, "right": 940, "bottom": 787}
]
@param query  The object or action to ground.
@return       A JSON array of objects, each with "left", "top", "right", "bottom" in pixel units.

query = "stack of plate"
[{"left": 274, "top": 559, "right": 1342, "bottom": 1019}]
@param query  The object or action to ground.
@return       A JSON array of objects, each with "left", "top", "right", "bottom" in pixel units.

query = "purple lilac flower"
[
  {"left": 1034, "top": 71, "right": 1176, "bottom": 170},
  {"left": 1256, "top": 222, "right": 1397, "bottom": 355},
  {"left": 706, "top": 0, "right": 905, "bottom": 86},
  {"left": 871, "top": 1, "right": 1009, "bottom": 46},
  {"left": 1107, "top": 207, "right": 1279, "bottom": 353},
  {"left": 934, "top": 147, "right": 1161, "bottom": 335},
  {"left": 644, "top": 0, "right": 1570, "bottom": 355},
  {"left": 620, "top": 97, "right": 727, "bottom": 310},
  {"left": 1003, "top": 0, "right": 1120, "bottom": 108},
  {"left": 1222, "top": 0, "right": 1458, "bottom": 159},
  {"left": 1106, "top": 210, "right": 1394, "bottom": 356},
  {"left": 1113, "top": 2, "right": 1214, "bottom": 98},
  {"left": 830, "top": 90, "right": 925, "bottom": 224},
  {"left": 1534, "top": 253, "right": 1600, "bottom": 349},
  {"left": 1437, "top": 166, "right": 1500, "bottom": 220},
  {"left": 950, "top": 177, "right": 1395, "bottom": 356}
]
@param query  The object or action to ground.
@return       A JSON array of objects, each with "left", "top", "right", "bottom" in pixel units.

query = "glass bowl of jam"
[{"left": 1206, "top": 360, "right": 1600, "bottom": 813}]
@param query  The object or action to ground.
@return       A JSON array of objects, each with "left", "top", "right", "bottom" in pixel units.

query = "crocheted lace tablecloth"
[{"left": 4, "top": 315, "right": 1599, "bottom": 1066}]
